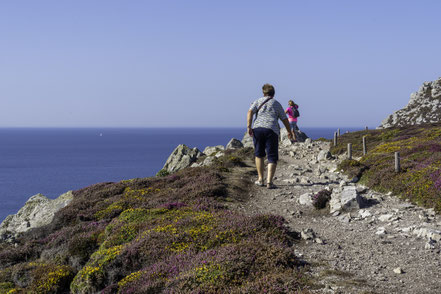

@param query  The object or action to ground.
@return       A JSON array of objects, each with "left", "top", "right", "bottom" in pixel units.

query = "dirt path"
[{"left": 235, "top": 140, "right": 441, "bottom": 294}]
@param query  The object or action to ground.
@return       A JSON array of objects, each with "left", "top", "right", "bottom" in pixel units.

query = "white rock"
[
  {"left": 162, "top": 144, "right": 203, "bottom": 172},
  {"left": 413, "top": 228, "right": 441, "bottom": 242},
  {"left": 202, "top": 156, "right": 216, "bottom": 166},
  {"left": 300, "top": 177, "right": 309, "bottom": 184},
  {"left": 317, "top": 150, "right": 332, "bottom": 161},
  {"left": 393, "top": 267, "right": 404, "bottom": 274},
  {"left": 315, "top": 238, "right": 324, "bottom": 244},
  {"left": 376, "top": 227, "right": 387, "bottom": 235},
  {"left": 425, "top": 240, "right": 436, "bottom": 250},
  {"left": 378, "top": 214, "right": 395, "bottom": 222},
  {"left": 358, "top": 209, "right": 372, "bottom": 218},
  {"left": 400, "top": 226, "right": 415, "bottom": 233},
  {"left": 340, "top": 186, "right": 363, "bottom": 210},
  {"left": 226, "top": 138, "right": 244, "bottom": 149},
  {"left": 203, "top": 145, "right": 225, "bottom": 156},
  {"left": 0, "top": 191, "right": 73, "bottom": 241},
  {"left": 301, "top": 228, "right": 315, "bottom": 240},
  {"left": 298, "top": 193, "right": 313, "bottom": 206}
]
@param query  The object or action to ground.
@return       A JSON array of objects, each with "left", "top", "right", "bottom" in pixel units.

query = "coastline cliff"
[
  {"left": 1, "top": 121, "right": 440, "bottom": 293},
  {"left": 379, "top": 77, "right": 441, "bottom": 128}
]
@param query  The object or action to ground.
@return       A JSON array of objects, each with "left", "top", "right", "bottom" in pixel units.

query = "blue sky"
[{"left": 1, "top": 0, "right": 440, "bottom": 128}]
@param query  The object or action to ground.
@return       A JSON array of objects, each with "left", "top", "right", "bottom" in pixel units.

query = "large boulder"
[
  {"left": 162, "top": 144, "right": 203, "bottom": 173},
  {"left": 379, "top": 77, "right": 441, "bottom": 128},
  {"left": 280, "top": 128, "right": 309, "bottom": 146},
  {"left": 241, "top": 132, "right": 254, "bottom": 148},
  {"left": 203, "top": 145, "right": 225, "bottom": 156},
  {"left": 226, "top": 138, "right": 244, "bottom": 150},
  {"left": 329, "top": 186, "right": 364, "bottom": 213},
  {"left": 317, "top": 150, "right": 332, "bottom": 161},
  {"left": 0, "top": 191, "right": 73, "bottom": 242}
]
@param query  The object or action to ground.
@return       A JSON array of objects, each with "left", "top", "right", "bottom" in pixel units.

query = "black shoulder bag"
[{"left": 254, "top": 97, "right": 272, "bottom": 122}]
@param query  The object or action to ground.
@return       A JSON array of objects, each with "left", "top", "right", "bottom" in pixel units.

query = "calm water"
[{"left": 0, "top": 127, "right": 360, "bottom": 222}]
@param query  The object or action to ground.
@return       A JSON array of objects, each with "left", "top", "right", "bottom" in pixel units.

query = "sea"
[{"left": 0, "top": 127, "right": 361, "bottom": 222}]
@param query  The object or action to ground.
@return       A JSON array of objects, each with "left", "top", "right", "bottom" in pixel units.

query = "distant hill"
[{"left": 379, "top": 77, "right": 441, "bottom": 128}]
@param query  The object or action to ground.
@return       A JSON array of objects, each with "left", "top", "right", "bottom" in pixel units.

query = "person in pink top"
[{"left": 285, "top": 100, "right": 299, "bottom": 142}]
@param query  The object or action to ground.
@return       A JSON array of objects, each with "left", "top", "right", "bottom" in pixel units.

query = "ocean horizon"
[{"left": 0, "top": 127, "right": 363, "bottom": 222}]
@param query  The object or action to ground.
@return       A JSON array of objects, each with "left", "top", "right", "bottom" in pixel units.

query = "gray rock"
[
  {"left": 376, "top": 227, "right": 387, "bottom": 235},
  {"left": 413, "top": 227, "right": 441, "bottom": 242},
  {"left": 202, "top": 156, "right": 216, "bottom": 166},
  {"left": 203, "top": 145, "right": 225, "bottom": 156},
  {"left": 379, "top": 77, "right": 441, "bottom": 128},
  {"left": 338, "top": 213, "right": 352, "bottom": 223},
  {"left": 330, "top": 186, "right": 364, "bottom": 213},
  {"left": 162, "top": 144, "right": 203, "bottom": 173},
  {"left": 0, "top": 191, "right": 73, "bottom": 241},
  {"left": 340, "top": 186, "right": 363, "bottom": 210},
  {"left": 241, "top": 132, "right": 254, "bottom": 148},
  {"left": 301, "top": 228, "right": 315, "bottom": 240},
  {"left": 358, "top": 209, "right": 372, "bottom": 219},
  {"left": 298, "top": 193, "right": 313, "bottom": 206},
  {"left": 280, "top": 128, "right": 309, "bottom": 144},
  {"left": 425, "top": 239, "right": 436, "bottom": 250},
  {"left": 226, "top": 138, "right": 244, "bottom": 150},
  {"left": 378, "top": 214, "right": 395, "bottom": 222},
  {"left": 317, "top": 150, "right": 332, "bottom": 161},
  {"left": 315, "top": 237, "right": 324, "bottom": 244}
]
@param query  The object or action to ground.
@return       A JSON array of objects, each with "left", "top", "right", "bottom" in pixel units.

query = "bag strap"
[{"left": 254, "top": 97, "right": 272, "bottom": 121}]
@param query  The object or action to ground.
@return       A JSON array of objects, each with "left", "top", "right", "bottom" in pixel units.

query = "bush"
[
  {"left": 312, "top": 190, "right": 332, "bottom": 209},
  {"left": 0, "top": 164, "right": 311, "bottom": 293},
  {"left": 156, "top": 169, "right": 170, "bottom": 177},
  {"left": 332, "top": 123, "right": 441, "bottom": 212}
]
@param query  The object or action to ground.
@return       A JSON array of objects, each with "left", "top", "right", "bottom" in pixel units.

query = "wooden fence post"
[
  {"left": 348, "top": 143, "right": 352, "bottom": 160},
  {"left": 337, "top": 128, "right": 340, "bottom": 136},
  {"left": 362, "top": 136, "right": 367, "bottom": 155},
  {"left": 395, "top": 152, "right": 400, "bottom": 172},
  {"left": 334, "top": 132, "right": 338, "bottom": 146}
]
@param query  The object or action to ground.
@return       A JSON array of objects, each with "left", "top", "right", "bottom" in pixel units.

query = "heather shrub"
[
  {"left": 332, "top": 123, "right": 441, "bottom": 212},
  {"left": 156, "top": 169, "right": 170, "bottom": 177},
  {"left": 0, "top": 149, "right": 310, "bottom": 293},
  {"left": 312, "top": 189, "right": 332, "bottom": 209},
  {"left": 337, "top": 159, "right": 367, "bottom": 179}
]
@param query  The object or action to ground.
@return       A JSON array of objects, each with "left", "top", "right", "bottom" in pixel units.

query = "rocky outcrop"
[
  {"left": 0, "top": 191, "right": 73, "bottom": 242},
  {"left": 241, "top": 132, "right": 253, "bottom": 148},
  {"left": 226, "top": 138, "right": 244, "bottom": 149},
  {"left": 379, "top": 77, "right": 441, "bottom": 128},
  {"left": 203, "top": 145, "right": 225, "bottom": 156},
  {"left": 280, "top": 128, "right": 309, "bottom": 146},
  {"left": 162, "top": 144, "right": 203, "bottom": 173},
  {"left": 329, "top": 186, "right": 364, "bottom": 214}
]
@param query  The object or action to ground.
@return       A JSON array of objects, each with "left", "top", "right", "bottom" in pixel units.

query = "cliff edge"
[{"left": 379, "top": 77, "right": 441, "bottom": 128}]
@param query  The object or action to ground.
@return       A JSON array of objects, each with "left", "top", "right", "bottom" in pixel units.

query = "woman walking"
[
  {"left": 246, "top": 84, "right": 293, "bottom": 189},
  {"left": 285, "top": 100, "right": 299, "bottom": 142}
]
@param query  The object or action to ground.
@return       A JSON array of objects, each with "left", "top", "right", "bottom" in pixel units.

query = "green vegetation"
[
  {"left": 331, "top": 123, "right": 441, "bottom": 212},
  {"left": 0, "top": 149, "right": 311, "bottom": 293}
]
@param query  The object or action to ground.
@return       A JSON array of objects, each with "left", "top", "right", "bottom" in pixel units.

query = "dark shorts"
[{"left": 252, "top": 127, "right": 279, "bottom": 163}]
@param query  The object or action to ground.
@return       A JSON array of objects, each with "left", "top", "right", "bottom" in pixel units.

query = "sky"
[{"left": 1, "top": 0, "right": 440, "bottom": 128}]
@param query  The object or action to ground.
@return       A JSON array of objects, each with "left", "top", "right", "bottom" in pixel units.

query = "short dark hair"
[{"left": 262, "top": 83, "right": 275, "bottom": 97}]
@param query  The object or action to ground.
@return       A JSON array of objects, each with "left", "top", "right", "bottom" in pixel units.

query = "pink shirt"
[{"left": 285, "top": 106, "right": 298, "bottom": 122}]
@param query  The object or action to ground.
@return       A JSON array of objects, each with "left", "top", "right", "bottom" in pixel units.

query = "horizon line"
[{"left": 0, "top": 125, "right": 375, "bottom": 129}]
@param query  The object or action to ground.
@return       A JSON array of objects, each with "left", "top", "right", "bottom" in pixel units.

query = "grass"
[
  {"left": 331, "top": 123, "right": 441, "bottom": 212},
  {"left": 0, "top": 148, "right": 313, "bottom": 293}
]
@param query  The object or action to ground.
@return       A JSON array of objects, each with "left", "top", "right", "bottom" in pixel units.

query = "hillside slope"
[{"left": 0, "top": 149, "right": 311, "bottom": 294}]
